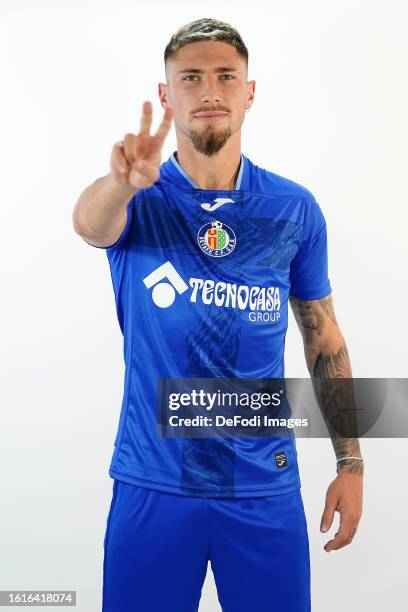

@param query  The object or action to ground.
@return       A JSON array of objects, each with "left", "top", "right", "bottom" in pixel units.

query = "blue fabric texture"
[
  {"left": 102, "top": 480, "right": 311, "bottom": 612},
  {"left": 87, "top": 152, "right": 331, "bottom": 498}
]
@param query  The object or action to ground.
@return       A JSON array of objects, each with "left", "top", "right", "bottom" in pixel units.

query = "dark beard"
[{"left": 190, "top": 125, "right": 232, "bottom": 157}]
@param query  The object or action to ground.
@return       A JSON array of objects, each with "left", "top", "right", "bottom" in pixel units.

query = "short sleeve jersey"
[{"left": 87, "top": 152, "right": 331, "bottom": 498}]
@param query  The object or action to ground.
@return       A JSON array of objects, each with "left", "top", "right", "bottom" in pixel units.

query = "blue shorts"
[{"left": 102, "top": 480, "right": 310, "bottom": 612}]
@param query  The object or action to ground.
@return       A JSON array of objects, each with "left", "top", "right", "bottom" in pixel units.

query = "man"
[{"left": 72, "top": 17, "right": 363, "bottom": 612}]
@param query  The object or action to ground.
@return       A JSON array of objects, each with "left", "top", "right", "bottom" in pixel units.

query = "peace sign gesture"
[{"left": 110, "top": 101, "right": 173, "bottom": 190}]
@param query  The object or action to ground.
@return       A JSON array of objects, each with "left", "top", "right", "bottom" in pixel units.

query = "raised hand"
[{"left": 110, "top": 101, "right": 173, "bottom": 190}]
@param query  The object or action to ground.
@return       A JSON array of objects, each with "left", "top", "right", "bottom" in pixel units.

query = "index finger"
[
  {"left": 152, "top": 105, "right": 173, "bottom": 145},
  {"left": 325, "top": 516, "right": 355, "bottom": 552}
]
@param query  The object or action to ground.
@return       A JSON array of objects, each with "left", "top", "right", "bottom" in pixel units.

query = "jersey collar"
[{"left": 161, "top": 150, "right": 250, "bottom": 191}]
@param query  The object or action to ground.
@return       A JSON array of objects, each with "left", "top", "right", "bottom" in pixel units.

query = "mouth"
[{"left": 193, "top": 112, "right": 228, "bottom": 123}]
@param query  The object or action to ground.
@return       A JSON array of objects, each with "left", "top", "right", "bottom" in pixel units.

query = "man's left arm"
[{"left": 289, "top": 293, "right": 364, "bottom": 553}]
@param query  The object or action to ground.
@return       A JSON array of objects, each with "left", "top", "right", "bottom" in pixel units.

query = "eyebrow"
[{"left": 177, "top": 67, "right": 240, "bottom": 74}]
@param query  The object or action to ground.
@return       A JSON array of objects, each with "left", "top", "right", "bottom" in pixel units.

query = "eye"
[{"left": 182, "top": 74, "right": 235, "bottom": 81}]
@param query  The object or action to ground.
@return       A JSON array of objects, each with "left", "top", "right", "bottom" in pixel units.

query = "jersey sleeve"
[
  {"left": 289, "top": 197, "right": 332, "bottom": 300},
  {"left": 82, "top": 192, "right": 135, "bottom": 251}
]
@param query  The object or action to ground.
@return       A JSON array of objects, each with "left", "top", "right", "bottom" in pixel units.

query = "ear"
[
  {"left": 246, "top": 79, "right": 256, "bottom": 109},
  {"left": 158, "top": 82, "right": 170, "bottom": 109}
]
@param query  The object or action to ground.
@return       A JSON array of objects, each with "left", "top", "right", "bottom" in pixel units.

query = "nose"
[
  {"left": 199, "top": 77, "right": 222, "bottom": 105},
  {"left": 201, "top": 92, "right": 221, "bottom": 104}
]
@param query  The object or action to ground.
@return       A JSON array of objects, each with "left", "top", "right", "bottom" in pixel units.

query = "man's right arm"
[
  {"left": 72, "top": 101, "right": 173, "bottom": 247},
  {"left": 72, "top": 174, "right": 138, "bottom": 248}
]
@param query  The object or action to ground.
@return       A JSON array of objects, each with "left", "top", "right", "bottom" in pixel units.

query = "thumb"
[
  {"left": 320, "top": 498, "right": 337, "bottom": 532},
  {"left": 128, "top": 158, "right": 159, "bottom": 188}
]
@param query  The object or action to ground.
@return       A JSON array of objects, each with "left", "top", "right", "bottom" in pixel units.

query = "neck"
[{"left": 175, "top": 131, "right": 242, "bottom": 190}]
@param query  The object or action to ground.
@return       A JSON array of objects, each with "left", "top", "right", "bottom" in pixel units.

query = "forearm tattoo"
[{"left": 289, "top": 294, "right": 363, "bottom": 476}]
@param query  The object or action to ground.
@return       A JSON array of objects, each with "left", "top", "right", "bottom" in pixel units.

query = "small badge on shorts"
[{"left": 275, "top": 451, "right": 288, "bottom": 468}]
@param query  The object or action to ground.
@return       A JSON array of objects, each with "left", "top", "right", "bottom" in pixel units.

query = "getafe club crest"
[{"left": 197, "top": 220, "right": 236, "bottom": 257}]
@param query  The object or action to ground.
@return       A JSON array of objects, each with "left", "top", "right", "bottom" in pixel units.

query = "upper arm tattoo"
[
  {"left": 289, "top": 292, "right": 349, "bottom": 378},
  {"left": 289, "top": 293, "right": 340, "bottom": 359}
]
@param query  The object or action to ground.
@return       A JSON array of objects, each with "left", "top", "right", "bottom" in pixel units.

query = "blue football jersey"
[{"left": 86, "top": 152, "right": 331, "bottom": 497}]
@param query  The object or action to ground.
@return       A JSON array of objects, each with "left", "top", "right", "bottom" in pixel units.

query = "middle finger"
[{"left": 139, "top": 100, "right": 153, "bottom": 135}]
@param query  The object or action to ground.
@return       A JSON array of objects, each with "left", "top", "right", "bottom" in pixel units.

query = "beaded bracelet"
[{"left": 336, "top": 456, "right": 364, "bottom": 473}]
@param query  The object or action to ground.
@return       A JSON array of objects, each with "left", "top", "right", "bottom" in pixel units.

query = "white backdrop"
[{"left": 1, "top": 0, "right": 407, "bottom": 610}]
